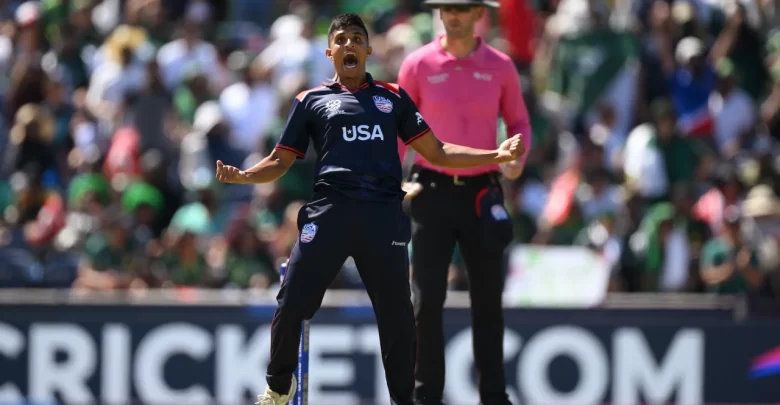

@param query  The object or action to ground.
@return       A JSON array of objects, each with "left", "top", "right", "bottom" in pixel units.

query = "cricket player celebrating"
[{"left": 215, "top": 13, "right": 524, "bottom": 405}]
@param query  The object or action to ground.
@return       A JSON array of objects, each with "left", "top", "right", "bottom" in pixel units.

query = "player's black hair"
[{"left": 327, "top": 13, "right": 369, "bottom": 44}]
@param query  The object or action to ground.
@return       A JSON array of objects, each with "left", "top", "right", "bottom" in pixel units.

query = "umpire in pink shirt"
[{"left": 397, "top": 1, "right": 531, "bottom": 404}]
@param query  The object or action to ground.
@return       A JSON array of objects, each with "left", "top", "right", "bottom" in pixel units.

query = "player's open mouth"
[{"left": 343, "top": 54, "right": 358, "bottom": 69}]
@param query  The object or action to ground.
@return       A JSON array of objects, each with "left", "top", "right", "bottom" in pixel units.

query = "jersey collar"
[
  {"left": 322, "top": 73, "right": 375, "bottom": 92},
  {"left": 434, "top": 34, "right": 487, "bottom": 66}
]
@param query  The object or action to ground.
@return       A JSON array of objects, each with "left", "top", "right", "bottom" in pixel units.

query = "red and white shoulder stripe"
[
  {"left": 295, "top": 86, "right": 326, "bottom": 102},
  {"left": 374, "top": 81, "right": 401, "bottom": 98}
]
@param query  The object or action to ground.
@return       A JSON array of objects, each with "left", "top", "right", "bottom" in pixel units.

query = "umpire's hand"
[
  {"left": 216, "top": 160, "right": 247, "bottom": 184},
  {"left": 498, "top": 134, "right": 526, "bottom": 179},
  {"left": 496, "top": 134, "right": 525, "bottom": 163}
]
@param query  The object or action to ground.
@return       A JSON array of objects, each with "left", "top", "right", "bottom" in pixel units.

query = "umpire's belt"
[{"left": 410, "top": 166, "right": 500, "bottom": 189}]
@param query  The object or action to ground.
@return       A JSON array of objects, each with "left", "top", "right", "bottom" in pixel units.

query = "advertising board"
[{"left": 0, "top": 304, "right": 777, "bottom": 405}]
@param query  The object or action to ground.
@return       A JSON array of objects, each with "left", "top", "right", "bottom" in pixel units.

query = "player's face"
[
  {"left": 327, "top": 26, "right": 372, "bottom": 80},
  {"left": 439, "top": 6, "right": 484, "bottom": 38}
]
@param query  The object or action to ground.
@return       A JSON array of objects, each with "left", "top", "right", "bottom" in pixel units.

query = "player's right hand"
[
  {"left": 496, "top": 134, "right": 524, "bottom": 163},
  {"left": 216, "top": 160, "right": 246, "bottom": 184}
]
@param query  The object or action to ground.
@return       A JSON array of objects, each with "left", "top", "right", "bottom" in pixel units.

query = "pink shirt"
[{"left": 397, "top": 35, "right": 532, "bottom": 176}]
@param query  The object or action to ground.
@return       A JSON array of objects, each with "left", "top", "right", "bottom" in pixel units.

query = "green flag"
[{"left": 547, "top": 30, "right": 639, "bottom": 122}]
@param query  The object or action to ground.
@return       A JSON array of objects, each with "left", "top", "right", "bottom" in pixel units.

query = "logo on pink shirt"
[
  {"left": 473, "top": 72, "right": 493, "bottom": 81},
  {"left": 427, "top": 73, "right": 448, "bottom": 84}
]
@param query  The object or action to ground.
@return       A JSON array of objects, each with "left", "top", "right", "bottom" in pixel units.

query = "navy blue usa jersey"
[{"left": 275, "top": 73, "right": 431, "bottom": 202}]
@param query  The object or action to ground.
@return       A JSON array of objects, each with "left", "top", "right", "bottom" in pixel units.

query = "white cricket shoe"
[{"left": 256, "top": 375, "right": 297, "bottom": 405}]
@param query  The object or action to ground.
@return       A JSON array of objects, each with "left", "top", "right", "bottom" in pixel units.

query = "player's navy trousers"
[
  {"left": 267, "top": 189, "right": 415, "bottom": 405},
  {"left": 406, "top": 167, "right": 514, "bottom": 405}
]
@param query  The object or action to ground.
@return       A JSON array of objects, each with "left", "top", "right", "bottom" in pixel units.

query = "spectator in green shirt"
[
  {"left": 650, "top": 100, "right": 707, "bottom": 192},
  {"left": 699, "top": 205, "right": 764, "bottom": 294},
  {"left": 630, "top": 184, "right": 711, "bottom": 292},
  {"left": 73, "top": 214, "right": 148, "bottom": 290},
  {"left": 155, "top": 229, "right": 219, "bottom": 288},
  {"left": 223, "top": 220, "right": 277, "bottom": 289}
]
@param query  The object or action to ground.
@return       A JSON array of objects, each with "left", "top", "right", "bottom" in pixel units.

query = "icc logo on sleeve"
[
  {"left": 300, "top": 223, "right": 318, "bottom": 243},
  {"left": 373, "top": 96, "right": 393, "bottom": 113},
  {"left": 416, "top": 112, "right": 424, "bottom": 126}
]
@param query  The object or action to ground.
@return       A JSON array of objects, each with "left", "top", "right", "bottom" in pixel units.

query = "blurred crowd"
[
  {"left": 518, "top": 0, "right": 780, "bottom": 299},
  {"left": 1, "top": 0, "right": 780, "bottom": 300}
]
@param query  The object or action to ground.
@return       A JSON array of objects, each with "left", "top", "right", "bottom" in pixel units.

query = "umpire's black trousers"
[
  {"left": 406, "top": 167, "right": 513, "bottom": 405},
  {"left": 266, "top": 189, "right": 416, "bottom": 405}
]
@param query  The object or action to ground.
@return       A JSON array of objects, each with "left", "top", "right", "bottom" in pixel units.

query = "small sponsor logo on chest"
[
  {"left": 473, "top": 72, "right": 493, "bottom": 81},
  {"left": 427, "top": 73, "right": 449, "bottom": 84}
]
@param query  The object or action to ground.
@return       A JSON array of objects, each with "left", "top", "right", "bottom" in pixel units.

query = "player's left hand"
[{"left": 496, "top": 134, "right": 525, "bottom": 164}]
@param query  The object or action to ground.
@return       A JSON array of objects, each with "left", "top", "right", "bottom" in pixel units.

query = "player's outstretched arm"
[
  {"left": 408, "top": 131, "right": 525, "bottom": 169},
  {"left": 215, "top": 149, "right": 297, "bottom": 184}
]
